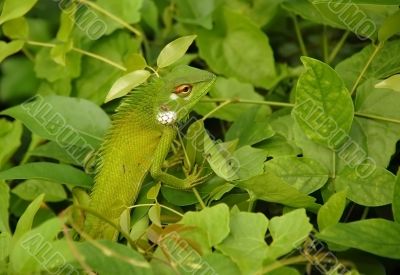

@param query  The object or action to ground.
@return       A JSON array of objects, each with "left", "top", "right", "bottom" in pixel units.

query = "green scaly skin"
[{"left": 84, "top": 66, "right": 215, "bottom": 240}]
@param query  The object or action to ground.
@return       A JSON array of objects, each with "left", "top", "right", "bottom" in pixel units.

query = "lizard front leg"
[{"left": 150, "top": 126, "right": 204, "bottom": 189}]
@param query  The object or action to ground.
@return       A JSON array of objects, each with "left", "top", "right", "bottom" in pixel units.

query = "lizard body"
[{"left": 84, "top": 66, "right": 215, "bottom": 240}]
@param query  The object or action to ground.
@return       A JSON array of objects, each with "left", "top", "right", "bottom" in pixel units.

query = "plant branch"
[
  {"left": 350, "top": 42, "right": 384, "bottom": 95},
  {"left": 26, "top": 40, "right": 127, "bottom": 71},
  {"left": 75, "top": 0, "right": 142, "bottom": 37},
  {"left": 292, "top": 15, "right": 308, "bottom": 56}
]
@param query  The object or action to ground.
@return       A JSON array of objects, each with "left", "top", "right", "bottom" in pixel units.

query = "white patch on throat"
[
  {"left": 156, "top": 111, "right": 177, "bottom": 125},
  {"left": 169, "top": 93, "right": 178, "bottom": 100}
]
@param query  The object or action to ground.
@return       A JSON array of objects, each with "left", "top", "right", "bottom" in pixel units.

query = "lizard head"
[{"left": 155, "top": 65, "right": 216, "bottom": 125}]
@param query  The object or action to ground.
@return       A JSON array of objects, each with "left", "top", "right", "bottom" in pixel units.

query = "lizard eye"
[{"left": 174, "top": 84, "right": 192, "bottom": 97}]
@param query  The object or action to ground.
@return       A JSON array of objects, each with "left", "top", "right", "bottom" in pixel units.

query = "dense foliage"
[{"left": 1, "top": 0, "right": 400, "bottom": 274}]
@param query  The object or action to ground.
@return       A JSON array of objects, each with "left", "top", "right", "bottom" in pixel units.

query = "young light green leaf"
[
  {"left": 148, "top": 204, "right": 161, "bottom": 227},
  {"left": 0, "top": 40, "right": 24, "bottom": 63},
  {"left": 105, "top": 69, "right": 151, "bottom": 103},
  {"left": 216, "top": 211, "right": 269, "bottom": 274},
  {"left": 11, "top": 194, "right": 45, "bottom": 246},
  {"left": 293, "top": 57, "right": 354, "bottom": 149},
  {"left": 12, "top": 179, "right": 67, "bottom": 202},
  {"left": 180, "top": 204, "right": 230, "bottom": 247},
  {"left": 157, "top": 35, "right": 197, "bottom": 68},
  {"left": 317, "top": 219, "right": 400, "bottom": 259},
  {"left": 204, "top": 132, "right": 240, "bottom": 181},
  {"left": 0, "top": 162, "right": 93, "bottom": 188},
  {"left": 265, "top": 156, "right": 329, "bottom": 194},
  {"left": 232, "top": 146, "right": 267, "bottom": 180},
  {"left": 375, "top": 74, "right": 400, "bottom": 92},
  {"left": 75, "top": 241, "right": 148, "bottom": 274},
  {"left": 0, "top": 0, "right": 38, "bottom": 24},
  {"left": 0, "top": 181, "right": 10, "bottom": 234},
  {"left": 2, "top": 17, "right": 29, "bottom": 39},
  {"left": 317, "top": 190, "right": 347, "bottom": 231},
  {"left": 379, "top": 10, "right": 400, "bottom": 42},
  {"left": 335, "top": 165, "right": 396, "bottom": 207},
  {"left": 267, "top": 208, "right": 313, "bottom": 259},
  {"left": 238, "top": 172, "right": 319, "bottom": 209}
]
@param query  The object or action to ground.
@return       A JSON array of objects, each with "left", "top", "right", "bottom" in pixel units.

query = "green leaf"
[
  {"left": 175, "top": 0, "right": 215, "bottom": 29},
  {"left": 30, "top": 141, "right": 89, "bottom": 166},
  {"left": 267, "top": 208, "right": 313, "bottom": 259},
  {"left": 335, "top": 165, "right": 396, "bottom": 207},
  {"left": 197, "top": 9, "right": 276, "bottom": 89},
  {"left": 237, "top": 172, "right": 318, "bottom": 208},
  {"left": 12, "top": 179, "right": 67, "bottom": 202},
  {"left": 0, "top": 57, "right": 39, "bottom": 104},
  {"left": 225, "top": 0, "right": 282, "bottom": 27},
  {"left": 0, "top": 181, "right": 10, "bottom": 234},
  {"left": 293, "top": 122, "right": 333, "bottom": 175},
  {"left": 393, "top": 171, "right": 400, "bottom": 223},
  {"left": 0, "top": 40, "right": 24, "bottom": 63},
  {"left": 336, "top": 39, "right": 400, "bottom": 90},
  {"left": 375, "top": 74, "right": 400, "bottom": 92},
  {"left": 317, "top": 191, "right": 347, "bottom": 231},
  {"left": 96, "top": 0, "right": 144, "bottom": 36},
  {"left": 75, "top": 32, "right": 141, "bottom": 104},
  {"left": 379, "top": 10, "right": 400, "bottom": 42},
  {"left": 226, "top": 106, "right": 275, "bottom": 147},
  {"left": 11, "top": 194, "right": 45, "bottom": 246},
  {"left": 293, "top": 57, "right": 354, "bottom": 149},
  {"left": 76, "top": 240, "right": 151, "bottom": 274},
  {"left": 202, "top": 252, "right": 241, "bottom": 275},
  {"left": 2, "top": 95, "right": 110, "bottom": 151},
  {"left": 34, "top": 47, "right": 81, "bottom": 82},
  {"left": 216, "top": 211, "right": 269, "bottom": 274},
  {"left": 265, "top": 156, "right": 329, "bottom": 194},
  {"left": 0, "top": 162, "right": 93, "bottom": 189},
  {"left": 0, "top": 0, "right": 38, "bottom": 24},
  {"left": 148, "top": 204, "right": 161, "bottom": 227},
  {"left": 0, "top": 119, "right": 22, "bottom": 169},
  {"left": 180, "top": 204, "right": 230, "bottom": 247},
  {"left": 2, "top": 17, "right": 29, "bottom": 39},
  {"left": 105, "top": 69, "right": 151, "bottom": 102},
  {"left": 232, "top": 146, "right": 267, "bottom": 180},
  {"left": 317, "top": 219, "right": 400, "bottom": 259},
  {"left": 0, "top": 232, "right": 11, "bottom": 261},
  {"left": 204, "top": 132, "right": 240, "bottom": 181},
  {"left": 10, "top": 217, "right": 62, "bottom": 274},
  {"left": 194, "top": 77, "right": 271, "bottom": 122},
  {"left": 157, "top": 35, "right": 197, "bottom": 68}
]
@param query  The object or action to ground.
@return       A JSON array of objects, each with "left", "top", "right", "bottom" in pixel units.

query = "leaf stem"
[
  {"left": 355, "top": 111, "right": 400, "bottom": 124},
  {"left": 26, "top": 40, "right": 127, "bottom": 71},
  {"left": 201, "top": 98, "right": 295, "bottom": 108},
  {"left": 328, "top": 30, "right": 350, "bottom": 64},
  {"left": 292, "top": 15, "right": 308, "bottom": 56},
  {"left": 201, "top": 100, "right": 233, "bottom": 120},
  {"left": 350, "top": 42, "right": 384, "bottom": 95},
  {"left": 201, "top": 98, "right": 400, "bottom": 125},
  {"left": 257, "top": 255, "right": 308, "bottom": 274},
  {"left": 127, "top": 203, "right": 184, "bottom": 217},
  {"left": 75, "top": 0, "right": 142, "bottom": 37},
  {"left": 192, "top": 187, "right": 206, "bottom": 209}
]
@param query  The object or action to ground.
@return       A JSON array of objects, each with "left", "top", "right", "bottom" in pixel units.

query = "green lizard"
[{"left": 84, "top": 65, "right": 216, "bottom": 240}]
